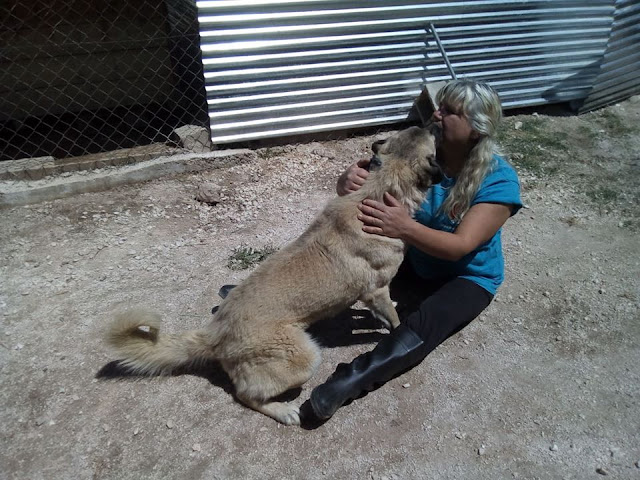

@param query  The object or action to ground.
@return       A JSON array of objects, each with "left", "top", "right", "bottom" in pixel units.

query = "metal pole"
[{"left": 429, "top": 23, "right": 457, "bottom": 80}]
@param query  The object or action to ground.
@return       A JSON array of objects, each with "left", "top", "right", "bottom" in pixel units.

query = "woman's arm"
[
  {"left": 336, "top": 158, "right": 370, "bottom": 196},
  {"left": 357, "top": 192, "right": 513, "bottom": 261}
]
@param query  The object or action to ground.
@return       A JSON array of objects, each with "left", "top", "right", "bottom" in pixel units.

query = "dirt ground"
[{"left": 1, "top": 96, "right": 639, "bottom": 480}]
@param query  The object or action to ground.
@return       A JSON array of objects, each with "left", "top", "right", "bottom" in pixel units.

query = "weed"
[
  {"left": 586, "top": 186, "right": 618, "bottom": 204},
  {"left": 596, "top": 109, "right": 636, "bottom": 137},
  {"left": 498, "top": 117, "right": 568, "bottom": 176},
  {"left": 227, "top": 244, "right": 278, "bottom": 270},
  {"left": 519, "top": 117, "right": 545, "bottom": 134}
]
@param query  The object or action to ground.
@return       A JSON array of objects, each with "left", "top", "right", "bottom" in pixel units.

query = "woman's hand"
[
  {"left": 337, "top": 159, "right": 370, "bottom": 196},
  {"left": 357, "top": 192, "right": 413, "bottom": 238}
]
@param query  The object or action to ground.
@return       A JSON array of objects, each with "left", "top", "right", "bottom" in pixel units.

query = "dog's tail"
[{"left": 105, "top": 308, "right": 217, "bottom": 376}]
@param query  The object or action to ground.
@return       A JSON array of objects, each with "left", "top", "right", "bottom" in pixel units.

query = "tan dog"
[{"left": 105, "top": 125, "right": 441, "bottom": 426}]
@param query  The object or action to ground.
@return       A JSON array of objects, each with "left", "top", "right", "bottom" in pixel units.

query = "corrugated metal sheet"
[
  {"left": 579, "top": 0, "right": 640, "bottom": 113},
  {"left": 196, "top": 1, "right": 615, "bottom": 144}
]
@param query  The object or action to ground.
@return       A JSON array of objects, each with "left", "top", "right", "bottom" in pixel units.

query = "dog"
[{"left": 104, "top": 125, "right": 441, "bottom": 426}]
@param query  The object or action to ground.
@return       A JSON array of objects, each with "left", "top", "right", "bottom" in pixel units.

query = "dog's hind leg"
[
  {"left": 229, "top": 328, "right": 320, "bottom": 426},
  {"left": 362, "top": 286, "right": 401, "bottom": 330}
]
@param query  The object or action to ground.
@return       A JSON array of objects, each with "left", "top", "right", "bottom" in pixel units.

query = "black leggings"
[{"left": 389, "top": 262, "right": 493, "bottom": 356}]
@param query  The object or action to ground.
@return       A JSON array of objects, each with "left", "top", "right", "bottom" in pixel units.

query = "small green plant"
[
  {"left": 586, "top": 186, "right": 618, "bottom": 204},
  {"left": 227, "top": 244, "right": 278, "bottom": 270},
  {"left": 597, "top": 109, "right": 635, "bottom": 137},
  {"left": 519, "top": 117, "right": 545, "bottom": 134},
  {"left": 498, "top": 116, "right": 568, "bottom": 176}
]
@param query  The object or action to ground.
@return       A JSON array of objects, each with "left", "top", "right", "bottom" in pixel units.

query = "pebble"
[
  {"left": 102, "top": 424, "right": 110, "bottom": 432},
  {"left": 550, "top": 444, "right": 558, "bottom": 452},
  {"left": 166, "top": 420, "right": 174, "bottom": 429},
  {"left": 133, "top": 427, "right": 140, "bottom": 435},
  {"left": 402, "top": 383, "right": 410, "bottom": 388},
  {"left": 192, "top": 443, "right": 201, "bottom": 452},
  {"left": 478, "top": 446, "right": 486, "bottom": 455},
  {"left": 596, "top": 467, "right": 608, "bottom": 475}
]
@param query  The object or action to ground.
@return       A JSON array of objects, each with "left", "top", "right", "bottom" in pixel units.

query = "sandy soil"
[{"left": 1, "top": 97, "right": 639, "bottom": 480}]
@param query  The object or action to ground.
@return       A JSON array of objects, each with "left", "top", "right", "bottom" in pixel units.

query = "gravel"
[{"left": 1, "top": 101, "right": 639, "bottom": 479}]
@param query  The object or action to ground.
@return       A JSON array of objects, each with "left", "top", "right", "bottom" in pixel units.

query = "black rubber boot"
[
  {"left": 211, "top": 284, "right": 237, "bottom": 314},
  {"left": 309, "top": 323, "right": 426, "bottom": 421},
  {"left": 218, "top": 284, "right": 236, "bottom": 299}
]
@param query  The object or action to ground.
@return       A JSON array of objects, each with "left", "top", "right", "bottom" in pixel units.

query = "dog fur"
[{"left": 105, "top": 125, "right": 440, "bottom": 425}]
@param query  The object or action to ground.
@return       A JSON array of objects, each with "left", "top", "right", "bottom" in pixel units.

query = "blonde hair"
[{"left": 436, "top": 79, "right": 503, "bottom": 220}]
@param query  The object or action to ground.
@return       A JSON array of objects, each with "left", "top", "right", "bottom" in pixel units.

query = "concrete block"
[{"left": 172, "top": 125, "right": 213, "bottom": 153}]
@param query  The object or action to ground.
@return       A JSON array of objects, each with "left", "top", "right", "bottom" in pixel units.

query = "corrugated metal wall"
[
  {"left": 196, "top": 1, "right": 616, "bottom": 144},
  {"left": 579, "top": 0, "right": 640, "bottom": 113}
]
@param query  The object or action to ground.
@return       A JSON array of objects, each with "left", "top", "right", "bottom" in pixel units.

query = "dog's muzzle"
[{"left": 367, "top": 154, "right": 383, "bottom": 171}]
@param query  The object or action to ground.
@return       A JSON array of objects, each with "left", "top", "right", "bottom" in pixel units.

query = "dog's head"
[{"left": 369, "top": 125, "right": 442, "bottom": 188}]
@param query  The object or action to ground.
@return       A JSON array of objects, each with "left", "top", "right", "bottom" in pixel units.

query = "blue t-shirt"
[{"left": 407, "top": 154, "right": 522, "bottom": 295}]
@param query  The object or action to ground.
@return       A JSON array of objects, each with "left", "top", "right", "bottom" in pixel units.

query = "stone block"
[{"left": 172, "top": 125, "right": 213, "bottom": 153}]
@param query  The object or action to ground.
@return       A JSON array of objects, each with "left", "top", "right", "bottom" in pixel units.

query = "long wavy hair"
[{"left": 436, "top": 79, "right": 503, "bottom": 221}]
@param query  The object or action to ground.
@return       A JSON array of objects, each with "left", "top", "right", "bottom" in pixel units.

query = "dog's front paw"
[{"left": 274, "top": 404, "right": 301, "bottom": 426}]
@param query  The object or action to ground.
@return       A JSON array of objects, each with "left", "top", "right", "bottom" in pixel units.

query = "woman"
[{"left": 308, "top": 79, "right": 522, "bottom": 421}]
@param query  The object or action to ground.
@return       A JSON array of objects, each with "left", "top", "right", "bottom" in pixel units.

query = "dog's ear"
[{"left": 372, "top": 139, "right": 385, "bottom": 154}]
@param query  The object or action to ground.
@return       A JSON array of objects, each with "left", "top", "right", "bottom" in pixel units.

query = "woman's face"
[{"left": 432, "top": 102, "right": 476, "bottom": 148}]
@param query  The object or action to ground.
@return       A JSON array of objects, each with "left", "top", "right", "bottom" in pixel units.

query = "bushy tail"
[{"left": 106, "top": 308, "right": 216, "bottom": 376}]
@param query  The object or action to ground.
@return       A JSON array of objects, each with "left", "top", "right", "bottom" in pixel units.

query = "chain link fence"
[{"left": 1, "top": 0, "right": 210, "bottom": 162}]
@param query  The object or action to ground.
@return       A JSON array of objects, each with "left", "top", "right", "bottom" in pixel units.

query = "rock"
[
  {"left": 514, "top": 121, "right": 523, "bottom": 130},
  {"left": 192, "top": 443, "right": 201, "bottom": 452},
  {"left": 595, "top": 467, "right": 608, "bottom": 475},
  {"left": 166, "top": 420, "right": 174, "bottom": 429},
  {"left": 550, "top": 444, "right": 558, "bottom": 452},
  {"left": 196, "top": 183, "right": 222, "bottom": 206}
]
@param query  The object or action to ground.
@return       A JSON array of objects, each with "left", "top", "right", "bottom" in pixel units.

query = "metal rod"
[{"left": 429, "top": 23, "right": 457, "bottom": 80}]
